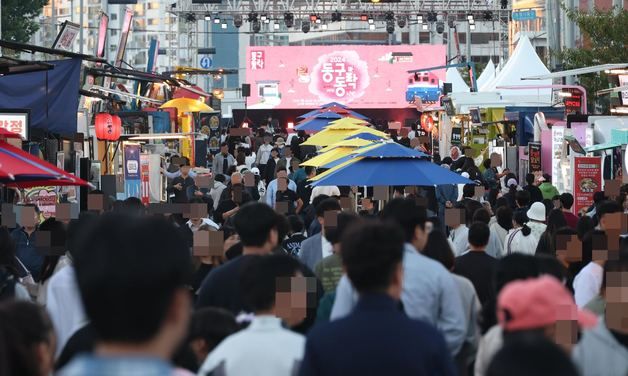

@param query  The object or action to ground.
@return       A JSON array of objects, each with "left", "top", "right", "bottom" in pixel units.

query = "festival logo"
[{"left": 308, "top": 51, "right": 370, "bottom": 104}]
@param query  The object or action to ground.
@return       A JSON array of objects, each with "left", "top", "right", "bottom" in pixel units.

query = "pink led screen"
[{"left": 245, "top": 45, "right": 447, "bottom": 109}]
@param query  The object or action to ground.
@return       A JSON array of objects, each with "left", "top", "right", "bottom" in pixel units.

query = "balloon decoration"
[{"left": 94, "top": 113, "right": 122, "bottom": 141}]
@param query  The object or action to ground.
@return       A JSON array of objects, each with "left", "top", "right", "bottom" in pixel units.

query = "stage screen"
[{"left": 245, "top": 45, "right": 446, "bottom": 109}]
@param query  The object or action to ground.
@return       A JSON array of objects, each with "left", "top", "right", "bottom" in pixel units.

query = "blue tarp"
[
  {"left": 151, "top": 111, "right": 171, "bottom": 133},
  {"left": 0, "top": 59, "right": 81, "bottom": 135}
]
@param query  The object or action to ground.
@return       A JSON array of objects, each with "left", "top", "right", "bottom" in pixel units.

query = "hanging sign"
[
  {"left": 528, "top": 142, "right": 542, "bottom": 172},
  {"left": 451, "top": 127, "right": 462, "bottom": 145},
  {"left": 124, "top": 144, "right": 141, "bottom": 198},
  {"left": 573, "top": 156, "right": 602, "bottom": 215}
]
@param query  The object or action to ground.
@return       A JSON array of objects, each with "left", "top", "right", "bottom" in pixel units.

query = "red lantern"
[
  {"left": 95, "top": 113, "right": 122, "bottom": 141},
  {"left": 420, "top": 113, "right": 434, "bottom": 132}
]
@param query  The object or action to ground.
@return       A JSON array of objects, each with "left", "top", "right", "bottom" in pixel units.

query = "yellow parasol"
[
  {"left": 318, "top": 138, "right": 374, "bottom": 153},
  {"left": 326, "top": 117, "right": 370, "bottom": 129},
  {"left": 302, "top": 127, "right": 388, "bottom": 147},
  {"left": 159, "top": 98, "right": 214, "bottom": 112},
  {"left": 301, "top": 147, "right": 359, "bottom": 168}
]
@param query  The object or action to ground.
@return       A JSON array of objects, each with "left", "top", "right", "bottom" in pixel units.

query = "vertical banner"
[
  {"left": 115, "top": 8, "right": 134, "bottom": 68},
  {"left": 573, "top": 156, "right": 602, "bottom": 215},
  {"left": 551, "top": 126, "right": 565, "bottom": 190},
  {"left": 528, "top": 142, "right": 542, "bottom": 172},
  {"left": 140, "top": 154, "right": 150, "bottom": 205},
  {"left": 124, "top": 144, "right": 141, "bottom": 198},
  {"left": 451, "top": 127, "right": 462, "bottom": 145},
  {"left": 95, "top": 13, "right": 109, "bottom": 58}
]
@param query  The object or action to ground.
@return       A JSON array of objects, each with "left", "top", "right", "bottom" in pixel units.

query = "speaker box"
[{"left": 241, "top": 83, "right": 251, "bottom": 97}]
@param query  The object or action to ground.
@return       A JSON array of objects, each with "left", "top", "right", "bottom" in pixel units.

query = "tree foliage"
[
  {"left": 1, "top": 0, "right": 47, "bottom": 43},
  {"left": 555, "top": 6, "right": 628, "bottom": 113}
]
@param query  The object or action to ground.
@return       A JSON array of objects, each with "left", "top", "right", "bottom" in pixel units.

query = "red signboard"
[{"left": 573, "top": 156, "right": 602, "bottom": 214}]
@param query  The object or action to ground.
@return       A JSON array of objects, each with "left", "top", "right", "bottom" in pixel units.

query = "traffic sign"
[
  {"left": 512, "top": 10, "right": 537, "bottom": 21},
  {"left": 200, "top": 56, "right": 213, "bottom": 69}
]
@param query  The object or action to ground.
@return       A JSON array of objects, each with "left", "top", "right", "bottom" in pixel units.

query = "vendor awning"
[{"left": 584, "top": 142, "right": 621, "bottom": 153}]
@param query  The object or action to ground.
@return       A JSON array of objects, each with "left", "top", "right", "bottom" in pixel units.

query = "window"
[
  {"left": 111, "top": 13, "right": 117, "bottom": 20},
  {"left": 111, "top": 29, "right": 118, "bottom": 36},
  {"left": 419, "top": 32, "right": 430, "bottom": 44},
  {"left": 148, "top": 18, "right": 159, "bottom": 26},
  {"left": 147, "top": 2, "right": 159, "bottom": 9}
]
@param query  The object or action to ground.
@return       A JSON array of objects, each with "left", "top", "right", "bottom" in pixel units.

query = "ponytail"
[{"left": 521, "top": 224, "right": 531, "bottom": 236}]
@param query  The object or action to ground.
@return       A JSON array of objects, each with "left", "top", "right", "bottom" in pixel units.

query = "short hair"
[
  {"left": 597, "top": 200, "right": 622, "bottom": 220},
  {"left": 483, "top": 159, "right": 492, "bottom": 169},
  {"left": 315, "top": 198, "right": 341, "bottom": 218},
  {"left": 220, "top": 142, "right": 228, "bottom": 148},
  {"left": 0, "top": 301, "right": 53, "bottom": 376},
  {"left": 423, "top": 230, "right": 456, "bottom": 270},
  {"left": 515, "top": 190, "right": 531, "bottom": 208},
  {"left": 380, "top": 198, "right": 427, "bottom": 243},
  {"left": 240, "top": 254, "right": 303, "bottom": 312},
  {"left": 463, "top": 184, "right": 476, "bottom": 198},
  {"left": 593, "top": 191, "right": 607, "bottom": 203},
  {"left": 324, "top": 212, "right": 360, "bottom": 245},
  {"left": 487, "top": 336, "right": 578, "bottom": 376},
  {"left": 73, "top": 214, "right": 191, "bottom": 343},
  {"left": 496, "top": 206, "right": 514, "bottom": 231},
  {"left": 187, "top": 308, "right": 239, "bottom": 354},
  {"left": 473, "top": 208, "right": 491, "bottom": 225},
  {"left": 468, "top": 222, "right": 490, "bottom": 247},
  {"left": 558, "top": 193, "right": 574, "bottom": 209},
  {"left": 214, "top": 174, "right": 226, "bottom": 183},
  {"left": 525, "top": 173, "right": 535, "bottom": 185},
  {"left": 286, "top": 215, "right": 304, "bottom": 234},
  {"left": 341, "top": 221, "right": 404, "bottom": 293},
  {"left": 233, "top": 202, "right": 278, "bottom": 247},
  {"left": 304, "top": 166, "right": 316, "bottom": 176},
  {"left": 465, "top": 200, "right": 484, "bottom": 225}
]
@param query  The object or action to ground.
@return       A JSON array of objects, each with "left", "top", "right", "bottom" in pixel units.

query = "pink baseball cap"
[{"left": 497, "top": 276, "right": 597, "bottom": 331}]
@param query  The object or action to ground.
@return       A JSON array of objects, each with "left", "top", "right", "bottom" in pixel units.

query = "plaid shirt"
[{"left": 57, "top": 355, "right": 173, "bottom": 376}]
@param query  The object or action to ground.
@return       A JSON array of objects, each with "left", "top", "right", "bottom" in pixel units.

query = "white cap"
[
  {"left": 527, "top": 202, "right": 546, "bottom": 222},
  {"left": 507, "top": 178, "right": 518, "bottom": 187},
  {"left": 251, "top": 167, "right": 260, "bottom": 176}
]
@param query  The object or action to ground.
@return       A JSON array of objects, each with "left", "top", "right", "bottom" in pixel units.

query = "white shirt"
[
  {"left": 503, "top": 228, "right": 538, "bottom": 257},
  {"left": 46, "top": 266, "right": 87, "bottom": 359},
  {"left": 310, "top": 186, "right": 341, "bottom": 204},
  {"left": 245, "top": 154, "right": 256, "bottom": 169},
  {"left": 256, "top": 144, "right": 273, "bottom": 165},
  {"left": 37, "top": 254, "right": 72, "bottom": 306},
  {"left": 448, "top": 225, "right": 469, "bottom": 257},
  {"left": 573, "top": 261, "right": 604, "bottom": 308},
  {"left": 475, "top": 325, "right": 503, "bottom": 376},
  {"left": 321, "top": 235, "right": 333, "bottom": 259},
  {"left": 186, "top": 218, "right": 220, "bottom": 231},
  {"left": 198, "top": 316, "right": 304, "bottom": 376}
]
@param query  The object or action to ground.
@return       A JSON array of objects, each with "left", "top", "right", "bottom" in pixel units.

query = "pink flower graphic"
[{"left": 308, "top": 50, "right": 370, "bottom": 104}]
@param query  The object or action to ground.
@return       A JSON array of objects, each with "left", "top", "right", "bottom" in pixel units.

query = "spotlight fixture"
[
  {"left": 469, "top": 23, "right": 476, "bottom": 30},
  {"left": 483, "top": 11, "right": 493, "bottom": 20},
  {"left": 385, "top": 11, "right": 394, "bottom": 20},
  {"left": 264, "top": 17, "right": 270, "bottom": 24},
  {"left": 252, "top": 20, "right": 261, "bottom": 33},
  {"left": 221, "top": 22, "right": 227, "bottom": 29},
  {"left": 368, "top": 16, "right": 374, "bottom": 24},
  {"left": 284, "top": 12, "right": 294, "bottom": 28},
  {"left": 204, "top": 13, "right": 211, "bottom": 21},
  {"left": 260, "top": 14, "right": 267, "bottom": 21},
  {"left": 321, "top": 23, "right": 328, "bottom": 30},
  {"left": 360, "top": 14, "right": 368, "bottom": 21},
  {"left": 422, "top": 22, "right": 429, "bottom": 30},
  {"left": 248, "top": 12, "right": 258, "bottom": 23},
  {"left": 467, "top": 13, "right": 474, "bottom": 21},
  {"left": 417, "top": 14, "right": 423, "bottom": 22},
  {"left": 427, "top": 11, "right": 437, "bottom": 22},
  {"left": 213, "top": 16, "right": 220, "bottom": 24},
  {"left": 274, "top": 22, "right": 280, "bottom": 30},
  {"left": 369, "top": 24, "right": 376, "bottom": 30},
  {"left": 233, "top": 15, "right": 243, "bottom": 28},
  {"left": 331, "top": 11, "right": 342, "bottom": 22},
  {"left": 315, "top": 16, "right": 322, "bottom": 24},
  {"left": 436, "top": 21, "right": 445, "bottom": 34},
  {"left": 185, "top": 13, "right": 196, "bottom": 23},
  {"left": 386, "top": 19, "right": 395, "bottom": 33},
  {"left": 501, "top": 0, "right": 507, "bottom": 9},
  {"left": 397, "top": 16, "right": 406, "bottom": 28},
  {"left": 302, "top": 21, "right": 310, "bottom": 33}
]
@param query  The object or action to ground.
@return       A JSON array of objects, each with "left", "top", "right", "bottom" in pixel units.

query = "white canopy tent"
[
  {"left": 446, "top": 67, "right": 470, "bottom": 93},
  {"left": 481, "top": 36, "right": 552, "bottom": 103},
  {"left": 476, "top": 59, "right": 496, "bottom": 90}
]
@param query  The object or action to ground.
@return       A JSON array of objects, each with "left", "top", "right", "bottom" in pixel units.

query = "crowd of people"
[{"left": 1, "top": 123, "right": 628, "bottom": 376}]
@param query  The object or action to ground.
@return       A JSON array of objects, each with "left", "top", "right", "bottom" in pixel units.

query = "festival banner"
[
  {"left": 245, "top": 45, "right": 446, "bottom": 109},
  {"left": 528, "top": 142, "right": 542, "bottom": 172},
  {"left": 140, "top": 154, "right": 150, "bottom": 205},
  {"left": 23, "top": 186, "right": 58, "bottom": 220},
  {"left": 124, "top": 144, "right": 141, "bottom": 198},
  {"left": 573, "top": 156, "right": 602, "bottom": 214}
]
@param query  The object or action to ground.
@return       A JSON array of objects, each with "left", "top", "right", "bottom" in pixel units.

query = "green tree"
[
  {"left": 555, "top": 6, "right": 628, "bottom": 113},
  {"left": 1, "top": 0, "right": 47, "bottom": 43}
]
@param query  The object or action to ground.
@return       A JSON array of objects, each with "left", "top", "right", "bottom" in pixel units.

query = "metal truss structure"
[{"left": 168, "top": 0, "right": 511, "bottom": 24}]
